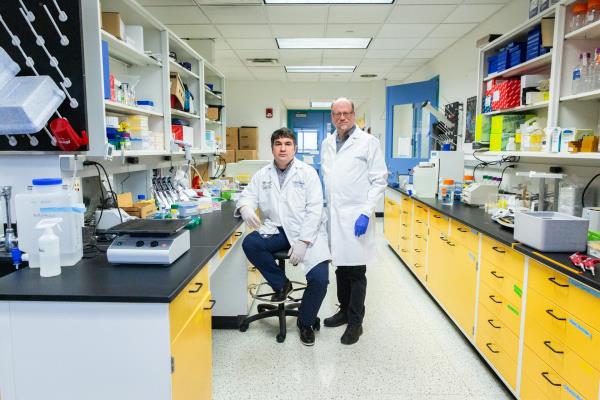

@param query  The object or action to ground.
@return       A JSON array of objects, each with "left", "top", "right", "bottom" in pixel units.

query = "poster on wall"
[
  {"left": 0, "top": 0, "right": 88, "bottom": 152},
  {"left": 465, "top": 96, "right": 477, "bottom": 144}
]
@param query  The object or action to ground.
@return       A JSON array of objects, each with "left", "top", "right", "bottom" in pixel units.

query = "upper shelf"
[
  {"left": 171, "top": 109, "right": 201, "bottom": 119},
  {"left": 565, "top": 18, "right": 600, "bottom": 40},
  {"left": 169, "top": 60, "right": 200, "bottom": 81},
  {"left": 482, "top": 101, "right": 549, "bottom": 116},
  {"left": 205, "top": 88, "right": 222, "bottom": 100},
  {"left": 105, "top": 100, "right": 164, "bottom": 117},
  {"left": 484, "top": 52, "right": 553, "bottom": 81},
  {"left": 101, "top": 30, "right": 162, "bottom": 67},
  {"left": 560, "top": 88, "right": 600, "bottom": 102}
]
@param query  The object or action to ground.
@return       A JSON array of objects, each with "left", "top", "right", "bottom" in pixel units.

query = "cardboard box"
[
  {"left": 226, "top": 127, "right": 238, "bottom": 150},
  {"left": 222, "top": 149, "right": 236, "bottom": 164},
  {"left": 541, "top": 18, "right": 554, "bottom": 48},
  {"left": 236, "top": 150, "right": 258, "bottom": 162},
  {"left": 239, "top": 127, "right": 258, "bottom": 150},
  {"left": 170, "top": 73, "right": 185, "bottom": 110},
  {"left": 102, "top": 12, "right": 125, "bottom": 40},
  {"left": 171, "top": 125, "right": 194, "bottom": 147},
  {"left": 206, "top": 106, "right": 220, "bottom": 121}
]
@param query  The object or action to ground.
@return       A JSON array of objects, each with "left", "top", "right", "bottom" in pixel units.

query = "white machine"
[
  {"left": 106, "top": 219, "right": 191, "bottom": 265},
  {"left": 412, "top": 162, "right": 437, "bottom": 198},
  {"left": 462, "top": 183, "right": 499, "bottom": 206},
  {"left": 412, "top": 150, "right": 465, "bottom": 197},
  {"left": 583, "top": 207, "right": 600, "bottom": 233}
]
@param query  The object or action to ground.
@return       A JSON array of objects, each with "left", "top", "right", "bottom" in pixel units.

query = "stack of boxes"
[
  {"left": 224, "top": 127, "right": 259, "bottom": 163},
  {"left": 489, "top": 114, "right": 534, "bottom": 151},
  {"left": 485, "top": 78, "right": 521, "bottom": 112}
]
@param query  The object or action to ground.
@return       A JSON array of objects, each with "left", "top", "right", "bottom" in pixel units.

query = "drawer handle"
[
  {"left": 457, "top": 227, "right": 468, "bottom": 233},
  {"left": 446, "top": 241, "right": 455, "bottom": 247},
  {"left": 234, "top": 232, "right": 242, "bottom": 237},
  {"left": 440, "top": 236, "right": 448, "bottom": 242},
  {"left": 414, "top": 249, "right": 422, "bottom": 253},
  {"left": 402, "top": 211, "right": 408, "bottom": 214},
  {"left": 416, "top": 205, "right": 423, "bottom": 209},
  {"left": 548, "top": 277, "right": 569, "bottom": 288},
  {"left": 492, "top": 246, "right": 506, "bottom": 254},
  {"left": 490, "top": 271, "right": 504, "bottom": 279},
  {"left": 223, "top": 244, "right": 232, "bottom": 250},
  {"left": 402, "top": 224, "right": 408, "bottom": 227},
  {"left": 487, "top": 319, "right": 501, "bottom": 329},
  {"left": 401, "top": 249, "right": 408, "bottom": 253},
  {"left": 189, "top": 282, "right": 204, "bottom": 293},
  {"left": 433, "top": 215, "right": 441, "bottom": 219},
  {"left": 541, "top": 372, "right": 561, "bottom": 387},
  {"left": 543, "top": 341, "right": 564, "bottom": 354},
  {"left": 485, "top": 343, "right": 500, "bottom": 354},
  {"left": 401, "top": 236, "right": 409, "bottom": 240},
  {"left": 204, "top": 299, "right": 216, "bottom": 310},
  {"left": 488, "top": 295, "right": 502, "bottom": 304},
  {"left": 416, "top": 220, "right": 422, "bottom": 224},
  {"left": 414, "top": 263, "right": 423, "bottom": 268},
  {"left": 545, "top": 309, "right": 566, "bottom": 321},
  {"left": 415, "top": 234, "right": 422, "bottom": 239}
]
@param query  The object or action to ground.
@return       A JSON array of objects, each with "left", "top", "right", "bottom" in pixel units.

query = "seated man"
[{"left": 235, "top": 128, "right": 330, "bottom": 346}]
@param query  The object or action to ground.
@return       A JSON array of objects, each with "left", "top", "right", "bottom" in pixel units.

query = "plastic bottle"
[
  {"left": 36, "top": 218, "right": 62, "bottom": 278},
  {"left": 583, "top": 52, "right": 593, "bottom": 92},
  {"left": 573, "top": 53, "right": 584, "bottom": 94},
  {"left": 464, "top": 175, "right": 474, "bottom": 188},
  {"left": 506, "top": 137, "right": 517, "bottom": 151},
  {"left": 588, "top": 0, "right": 600, "bottom": 24},
  {"left": 440, "top": 179, "right": 455, "bottom": 205},
  {"left": 572, "top": 2, "right": 589, "bottom": 31},
  {"left": 593, "top": 48, "right": 600, "bottom": 90}
]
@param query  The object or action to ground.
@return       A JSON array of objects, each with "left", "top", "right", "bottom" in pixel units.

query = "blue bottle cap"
[{"left": 32, "top": 178, "right": 63, "bottom": 186}]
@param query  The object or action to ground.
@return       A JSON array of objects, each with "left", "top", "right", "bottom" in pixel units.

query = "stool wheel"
[
  {"left": 276, "top": 333, "right": 286, "bottom": 343},
  {"left": 313, "top": 318, "right": 320, "bottom": 331},
  {"left": 239, "top": 322, "right": 249, "bottom": 332}
]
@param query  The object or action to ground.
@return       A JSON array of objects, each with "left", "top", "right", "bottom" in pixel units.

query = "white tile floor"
[{"left": 212, "top": 220, "right": 514, "bottom": 400}]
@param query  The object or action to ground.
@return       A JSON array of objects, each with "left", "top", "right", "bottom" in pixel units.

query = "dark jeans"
[
  {"left": 242, "top": 228, "right": 329, "bottom": 327},
  {"left": 335, "top": 265, "right": 367, "bottom": 326}
]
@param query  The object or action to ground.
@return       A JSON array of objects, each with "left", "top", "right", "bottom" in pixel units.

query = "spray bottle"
[{"left": 36, "top": 218, "right": 63, "bottom": 278}]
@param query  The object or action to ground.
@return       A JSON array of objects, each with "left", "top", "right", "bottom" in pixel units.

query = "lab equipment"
[
  {"left": 106, "top": 219, "right": 190, "bottom": 265},
  {"left": 429, "top": 150, "right": 465, "bottom": 194},
  {"left": 201, "top": 129, "right": 217, "bottom": 153},
  {"left": 412, "top": 162, "right": 437, "bottom": 198},
  {"left": 589, "top": 0, "right": 600, "bottom": 24},
  {"left": 15, "top": 178, "right": 84, "bottom": 268},
  {"left": 514, "top": 211, "right": 589, "bottom": 252},
  {"left": 571, "top": 3, "right": 588, "bottom": 32},
  {"left": 440, "top": 179, "right": 455, "bottom": 206},
  {"left": 583, "top": 207, "right": 600, "bottom": 233},
  {"left": 36, "top": 218, "right": 62, "bottom": 277},
  {"left": 0, "top": 186, "right": 17, "bottom": 254},
  {"left": 49, "top": 117, "right": 88, "bottom": 151},
  {"left": 94, "top": 208, "right": 135, "bottom": 231},
  {"left": 462, "top": 183, "right": 499, "bottom": 206},
  {"left": 516, "top": 171, "right": 564, "bottom": 211}
]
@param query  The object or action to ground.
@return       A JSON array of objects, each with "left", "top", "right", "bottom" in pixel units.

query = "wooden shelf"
[
  {"left": 560, "top": 88, "right": 600, "bottom": 102},
  {"left": 101, "top": 30, "right": 162, "bottom": 67},
  {"left": 484, "top": 52, "right": 553, "bottom": 81},
  {"left": 105, "top": 100, "right": 163, "bottom": 117},
  {"left": 482, "top": 101, "right": 549, "bottom": 116},
  {"left": 169, "top": 60, "right": 200, "bottom": 80},
  {"left": 565, "top": 19, "right": 600, "bottom": 40},
  {"left": 170, "top": 109, "right": 201, "bottom": 119}
]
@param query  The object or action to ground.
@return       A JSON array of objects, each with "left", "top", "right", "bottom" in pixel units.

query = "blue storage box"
[
  {"left": 496, "top": 49, "right": 508, "bottom": 72},
  {"left": 508, "top": 43, "right": 525, "bottom": 67},
  {"left": 487, "top": 54, "right": 499, "bottom": 75}
]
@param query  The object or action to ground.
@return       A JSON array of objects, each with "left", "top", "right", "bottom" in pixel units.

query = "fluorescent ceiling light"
[
  {"left": 285, "top": 66, "right": 356, "bottom": 73},
  {"left": 277, "top": 38, "right": 371, "bottom": 49},
  {"left": 266, "top": 0, "right": 393, "bottom": 3},
  {"left": 311, "top": 101, "right": 333, "bottom": 108}
]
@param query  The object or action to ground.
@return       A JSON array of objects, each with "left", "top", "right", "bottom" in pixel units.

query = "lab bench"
[
  {"left": 0, "top": 201, "right": 248, "bottom": 400},
  {"left": 384, "top": 186, "right": 600, "bottom": 400}
]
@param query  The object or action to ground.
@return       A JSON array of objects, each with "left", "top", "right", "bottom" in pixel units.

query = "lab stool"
[{"left": 239, "top": 251, "right": 320, "bottom": 343}]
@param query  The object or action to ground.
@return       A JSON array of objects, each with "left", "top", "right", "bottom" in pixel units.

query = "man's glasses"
[{"left": 332, "top": 111, "right": 354, "bottom": 118}]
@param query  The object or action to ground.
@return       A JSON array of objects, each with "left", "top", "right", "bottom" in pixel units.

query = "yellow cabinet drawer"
[
  {"left": 527, "top": 288, "right": 600, "bottom": 372},
  {"left": 413, "top": 217, "right": 428, "bottom": 236},
  {"left": 430, "top": 210, "right": 449, "bottom": 233},
  {"left": 481, "top": 236, "right": 524, "bottom": 282},
  {"left": 478, "top": 281, "right": 521, "bottom": 335},
  {"left": 169, "top": 267, "right": 209, "bottom": 341},
  {"left": 520, "top": 374, "right": 552, "bottom": 400},
  {"left": 480, "top": 258, "right": 524, "bottom": 309},
  {"left": 398, "top": 235, "right": 412, "bottom": 264},
  {"left": 449, "top": 220, "right": 479, "bottom": 253},
  {"left": 476, "top": 330, "right": 517, "bottom": 390},
  {"left": 230, "top": 229, "right": 244, "bottom": 245},
  {"left": 400, "top": 195, "right": 413, "bottom": 212},
  {"left": 529, "top": 260, "right": 600, "bottom": 332},
  {"left": 477, "top": 302, "right": 519, "bottom": 362},
  {"left": 525, "top": 318, "right": 600, "bottom": 400},
  {"left": 413, "top": 202, "right": 429, "bottom": 222},
  {"left": 522, "top": 346, "right": 586, "bottom": 400}
]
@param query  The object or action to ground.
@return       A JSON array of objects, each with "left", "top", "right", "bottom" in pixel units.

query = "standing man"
[
  {"left": 236, "top": 128, "right": 330, "bottom": 346},
  {"left": 321, "top": 98, "right": 388, "bottom": 345}
]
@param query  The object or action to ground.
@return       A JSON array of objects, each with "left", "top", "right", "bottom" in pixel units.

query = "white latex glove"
[
  {"left": 240, "top": 206, "right": 260, "bottom": 230},
  {"left": 288, "top": 241, "right": 308, "bottom": 266}
]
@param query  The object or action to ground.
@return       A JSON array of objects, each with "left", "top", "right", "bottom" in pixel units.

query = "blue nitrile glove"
[{"left": 354, "top": 214, "right": 369, "bottom": 237}]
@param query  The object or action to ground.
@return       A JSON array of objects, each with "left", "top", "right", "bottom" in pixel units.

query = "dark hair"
[{"left": 271, "top": 127, "right": 296, "bottom": 147}]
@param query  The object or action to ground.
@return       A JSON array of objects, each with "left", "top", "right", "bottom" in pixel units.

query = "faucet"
[{"left": 0, "top": 186, "right": 17, "bottom": 253}]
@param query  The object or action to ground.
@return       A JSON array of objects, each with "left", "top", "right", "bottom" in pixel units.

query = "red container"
[
  {"left": 491, "top": 79, "right": 521, "bottom": 111},
  {"left": 49, "top": 118, "right": 89, "bottom": 151}
]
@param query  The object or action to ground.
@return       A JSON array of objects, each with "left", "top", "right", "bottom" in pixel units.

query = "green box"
[{"left": 489, "top": 114, "right": 535, "bottom": 151}]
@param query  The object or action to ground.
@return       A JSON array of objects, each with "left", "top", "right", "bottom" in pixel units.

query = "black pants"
[{"left": 335, "top": 265, "right": 366, "bottom": 327}]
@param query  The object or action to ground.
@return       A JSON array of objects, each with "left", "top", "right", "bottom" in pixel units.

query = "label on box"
[
  {"left": 493, "top": 91, "right": 500, "bottom": 102},
  {"left": 573, "top": 70, "right": 581, "bottom": 81},
  {"left": 485, "top": 97, "right": 492, "bottom": 107}
]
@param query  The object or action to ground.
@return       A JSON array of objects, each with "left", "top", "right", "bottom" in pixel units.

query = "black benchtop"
[
  {"left": 389, "top": 186, "right": 600, "bottom": 292},
  {"left": 0, "top": 202, "right": 243, "bottom": 303}
]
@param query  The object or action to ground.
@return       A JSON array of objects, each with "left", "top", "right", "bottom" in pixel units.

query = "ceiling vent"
[{"left": 245, "top": 58, "right": 281, "bottom": 67}]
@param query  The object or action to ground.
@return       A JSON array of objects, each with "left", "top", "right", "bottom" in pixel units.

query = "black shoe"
[
  {"left": 341, "top": 325, "right": 363, "bottom": 345},
  {"left": 271, "top": 280, "right": 293, "bottom": 303},
  {"left": 324, "top": 309, "right": 348, "bottom": 327},
  {"left": 297, "top": 319, "right": 315, "bottom": 346}
]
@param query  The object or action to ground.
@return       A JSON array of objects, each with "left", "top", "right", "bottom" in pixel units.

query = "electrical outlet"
[{"left": 73, "top": 178, "right": 82, "bottom": 192}]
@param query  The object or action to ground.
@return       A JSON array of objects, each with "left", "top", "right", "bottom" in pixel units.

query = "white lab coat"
[
  {"left": 321, "top": 127, "right": 388, "bottom": 266},
  {"left": 235, "top": 158, "right": 331, "bottom": 274}
]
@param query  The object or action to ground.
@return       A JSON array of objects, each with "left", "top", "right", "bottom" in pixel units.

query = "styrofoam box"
[
  {"left": 0, "top": 47, "right": 20, "bottom": 90},
  {"left": 514, "top": 211, "right": 590, "bottom": 252}
]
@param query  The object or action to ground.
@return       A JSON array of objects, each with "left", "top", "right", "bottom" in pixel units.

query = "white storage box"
[
  {"left": 0, "top": 47, "right": 20, "bottom": 89},
  {"left": 514, "top": 211, "right": 590, "bottom": 252}
]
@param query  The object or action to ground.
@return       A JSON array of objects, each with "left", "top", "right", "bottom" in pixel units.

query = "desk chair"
[{"left": 239, "top": 251, "right": 320, "bottom": 343}]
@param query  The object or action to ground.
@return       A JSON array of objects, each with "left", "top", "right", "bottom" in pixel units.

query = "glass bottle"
[
  {"left": 572, "top": 3, "right": 589, "bottom": 31},
  {"left": 588, "top": 0, "right": 600, "bottom": 24},
  {"left": 572, "top": 53, "right": 584, "bottom": 94}
]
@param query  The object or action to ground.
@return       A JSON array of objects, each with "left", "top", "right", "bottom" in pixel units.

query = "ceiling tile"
[
  {"left": 377, "top": 24, "right": 436, "bottom": 38},
  {"left": 201, "top": 6, "right": 267, "bottom": 24},
  {"left": 415, "top": 37, "right": 457, "bottom": 49},
  {"left": 279, "top": 49, "right": 323, "bottom": 59},
  {"left": 139, "top": 0, "right": 195, "bottom": 5},
  {"left": 444, "top": 4, "right": 504, "bottom": 23},
  {"left": 406, "top": 48, "right": 443, "bottom": 58},
  {"left": 249, "top": 67, "right": 287, "bottom": 81},
  {"left": 399, "top": 58, "right": 429, "bottom": 66},
  {"left": 215, "top": 57, "right": 244, "bottom": 67},
  {"left": 214, "top": 38, "right": 231, "bottom": 49},
  {"left": 428, "top": 23, "right": 477, "bottom": 38},
  {"left": 321, "top": 74, "right": 351, "bottom": 82},
  {"left": 227, "top": 38, "right": 277, "bottom": 49},
  {"left": 369, "top": 38, "right": 421, "bottom": 50},
  {"left": 328, "top": 5, "right": 393, "bottom": 23},
  {"left": 167, "top": 24, "right": 220, "bottom": 38},
  {"left": 355, "top": 64, "right": 395, "bottom": 75},
  {"left": 219, "top": 67, "right": 255, "bottom": 80},
  {"left": 287, "top": 73, "right": 321, "bottom": 82},
  {"left": 390, "top": 65, "right": 418, "bottom": 73},
  {"left": 217, "top": 24, "right": 272, "bottom": 38},
  {"left": 326, "top": 24, "right": 380, "bottom": 38},
  {"left": 322, "top": 49, "right": 366, "bottom": 58},
  {"left": 350, "top": 73, "right": 379, "bottom": 82},
  {"left": 271, "top": 24, "right": 326, "bottom": 37},
  {"left": 320, "top": 56, "right": 363, "bottom": 64},
  {"left": 280, "top": 57, "right": 322, "bottom": 66},
  {"left": 235, "top": 49, "right": 280, "bottom": 59},
  {"left": 387, "top": 5, "right": 457, "bottom": 24},
  {"left": 266, "top": 6, "right": 329, "bottom": 23},
  {"left": 145, "top": 6, "right": 209, "bottom": 24},
  {"left": 364, "top": 49, "right": 410, "bottom": 59},
  {"left": 386, "top": 72, "right": 410, "bottom": 81}
]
